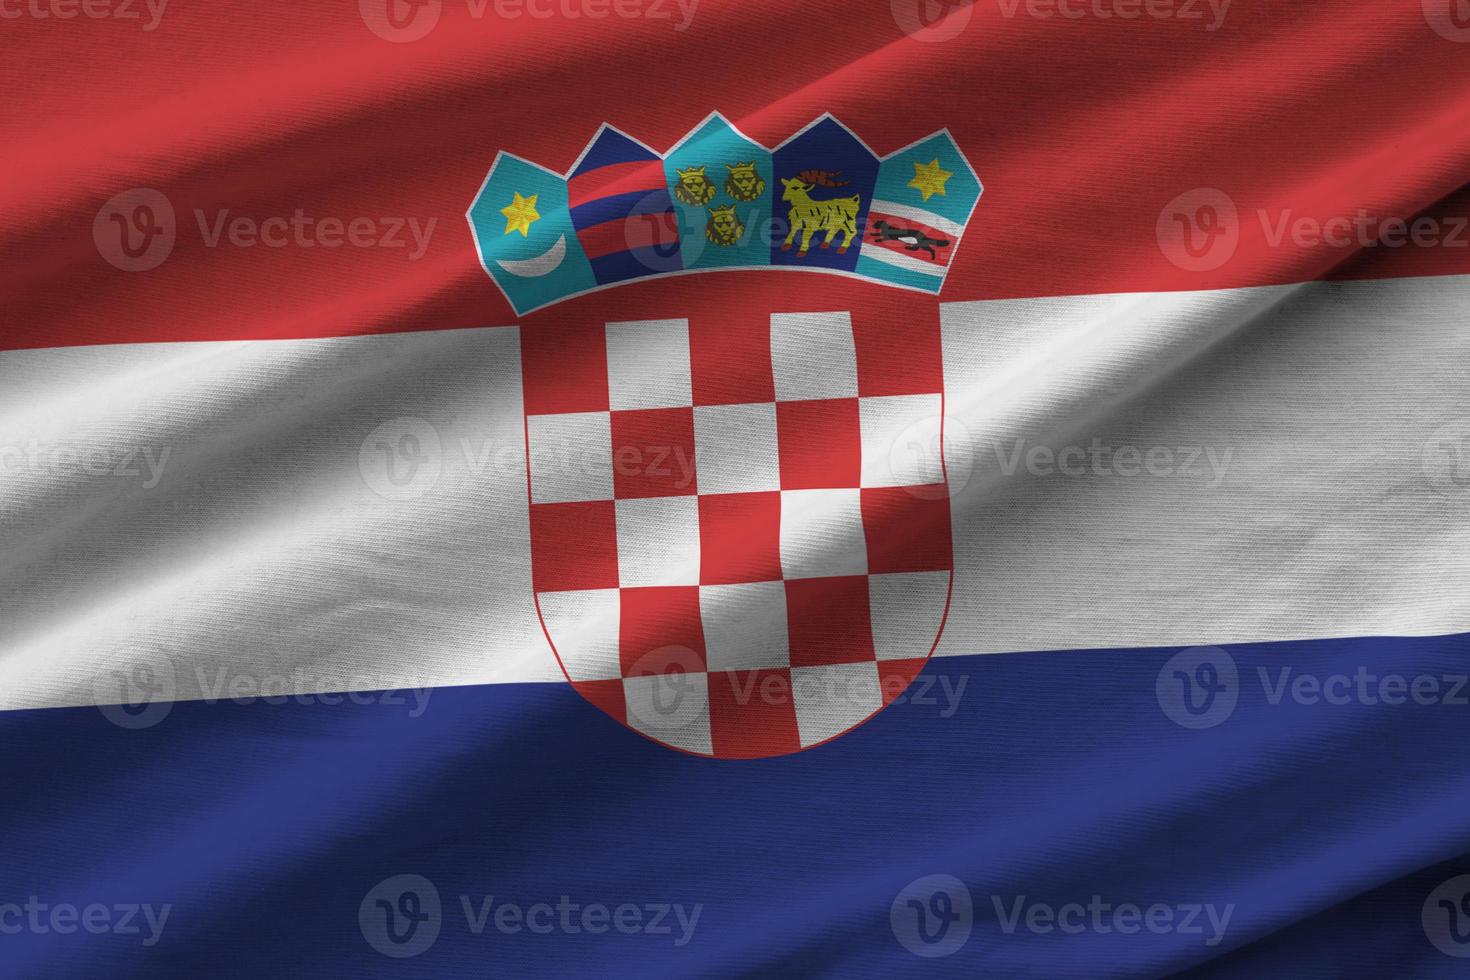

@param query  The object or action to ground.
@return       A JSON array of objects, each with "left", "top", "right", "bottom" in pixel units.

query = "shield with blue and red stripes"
[{"left": 568, "top": 125, "right": 684, "bottom": 285}]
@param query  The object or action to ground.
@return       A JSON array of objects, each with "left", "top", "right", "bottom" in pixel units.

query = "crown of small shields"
[{"left": 467, "top": 112, "right": 984, "bottom": 314}]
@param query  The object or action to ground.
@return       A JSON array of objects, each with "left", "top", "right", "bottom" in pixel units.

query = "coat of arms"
[{"left": 468, "top": 114, "right": 982, "bottom": 758}]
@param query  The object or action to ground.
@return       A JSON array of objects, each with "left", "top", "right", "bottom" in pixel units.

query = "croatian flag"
[{"left": 5, "top": 1, "right": 1470, "bottom": 978}]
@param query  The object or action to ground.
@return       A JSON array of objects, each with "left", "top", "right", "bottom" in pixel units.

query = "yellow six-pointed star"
[
  {"left": 500, "top": 192, "right": 541, "bottom": 237},
  {"left": 908, "top": 158, "right": 954, "bottom": 202}
]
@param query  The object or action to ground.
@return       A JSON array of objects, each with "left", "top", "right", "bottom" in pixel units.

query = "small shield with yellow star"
[
  {"left": 466, "top": 153, "right": 597, "bottom": 314},
  {"left": 857, "top": 130, "right": 982, "bottom": 295}
]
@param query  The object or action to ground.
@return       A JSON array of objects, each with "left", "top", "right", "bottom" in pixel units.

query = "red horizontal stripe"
[
  {"left": 568, "top": 160, "right": 669, "bottom": 209},
  {"left": 4, "top": 1, "right": 1470, "bottom": 350},
  {"left": 577, "top": 211, "right": 680, "bottom": 260}
]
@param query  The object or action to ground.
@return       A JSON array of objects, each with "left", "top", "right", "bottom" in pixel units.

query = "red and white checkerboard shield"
[{"left": 522, "top": 307, "right": 953, "bottom": 758}]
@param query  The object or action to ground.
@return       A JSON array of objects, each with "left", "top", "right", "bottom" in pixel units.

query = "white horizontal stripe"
[
  {"left": 0, "top": 275, "right": 1466, "bottom": 711},
  {"left": 939, "top": 275, "right": 1470, "bottom": 654},
  {"left": 869, "top": 199, "right": 966, "bottom": 238},
  {"left": 0, "top": 326, "right": 557, "bottom": 712}
]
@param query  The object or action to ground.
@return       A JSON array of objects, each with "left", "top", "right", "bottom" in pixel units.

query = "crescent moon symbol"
[{"left": 495, "top": 234, "right": 567, "bottom": 278}]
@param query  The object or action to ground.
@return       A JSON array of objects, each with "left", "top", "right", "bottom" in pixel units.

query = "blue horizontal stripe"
[{"left": 2, "top": 631, "right": 1469, "bottom": 978}]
